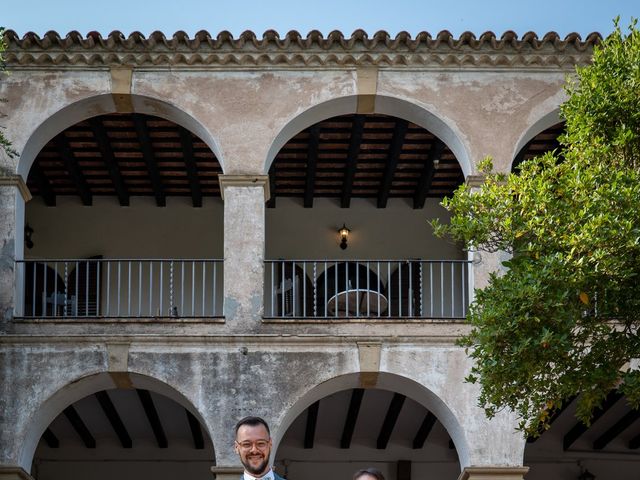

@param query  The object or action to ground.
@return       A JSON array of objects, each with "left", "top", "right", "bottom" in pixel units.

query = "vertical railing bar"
[
  {"left": 398, "top": 262, "right": 402, "bottom": 317},
  {"left": 202, "top": 261, "right": 206, "bottom": 317},
  {"left": 181, "top": 261, "right": 185, "bottom": 317},
  {"left": 270, "top": 262, "right": 274, "bottom": 317},
  {"left": 377, "top": 261, "right": 381, "bottom": 317},
  {"left": 128, "top": 261, "right": 132, "bottom": 316},
  {"left": 96, "top": 261, "right": 101, "bottom": 317},
  {"left": 419, "top": 262, "right": 424, "bottom": 317},
  {"left": 292, "top": 261, "right": 297, "bottom": 317},
  {"left": 212, "top": 261, "right": 217, "bottom": 316},
  {"left": 149, "top": 262, "right": 153, "bottom": 316},
  {"left": 281, "top": 261, "right": 285, "bottom": 318},
  {"left": 106, "top": 261, "right": 111, "bottom": 316},
  {"left": 170, "top": 260, "right": 175, "bottom": 317},
  {"left": 302, "top": 262, "right": 307, "bottom": 317},
  {"left": 345, "top": 261, "right": 349, "bottom": 317},
  {"left": 117, "top": 261, "right": 121, "bottom": 316},
  {"left": 462, "top": 262, "right": 466, "bottom": 317},
  {"left": 430, "top": 262, "right": 433, "bottom": 318},
  {"left": 355, "top": 261, "right": 359, "bottom": 318},
  {"left": 451, "top": 262, "right": 455, "bottom": 318},
  {"left": 52, "top": 262, "right": 58, "bottom": 316},
  {"left": 159, "top": 261, "right": 163, "bottom": 317},
  {"left": 324, "top": 261, "right": 328, "bottom": 317},
  {"left": 74, "top": 260, "right": 79, "bottom": 316},
  {"left": 334, "top": 261, "right": 338, "bottom": 318},
  {"left": 409, "top": 262, "right": 413, "bottom": 317},
  {"left": 138, "top": 261, "right": 142, "bottom": 316},
  {"left": 366, "top": 261, "right": 370, "bottom": 317},
  {"left": 42, "top": 262, "right": 48, "bottom": 316},
  {"left": 31, "top": 262, "right": 36, "bottom": 316},
  {"left": 191, "top": 261, "right": 195, "bottom": 316},
  {"left": 85, "top": 261, "right": 89, "bottom": 317},
  {"left": 440, "top": 262, "right": 444, "bottom": 318},
  {"left": 387, "top": 261, "right": 391, "bottom": 318},
  {"left": 313, "top": 261, "right": 317, "bottom": 317}
]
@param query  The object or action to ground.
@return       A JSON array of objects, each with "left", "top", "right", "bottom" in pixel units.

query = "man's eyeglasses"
[{"left": 236, "top": 440, "right": 270, "bottom": 451}]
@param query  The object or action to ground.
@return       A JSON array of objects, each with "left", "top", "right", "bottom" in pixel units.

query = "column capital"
[
  {"left": 210, "top": 465, "right": 244, "bottom": 479},
  {"left": 218, "top": 174, "right": 270, "bottom": 202},
  {"left": 465, "top": 175, "right": 486, "bottom": 188},
  {"left": 0, "top": 175, "right": 32, "bottom": 202},
  {"left": 458, "top": 466, "right": 529, "bottom": 480},
  {"left": 0, "top": 465, "right": 35, "bottom": 480}
]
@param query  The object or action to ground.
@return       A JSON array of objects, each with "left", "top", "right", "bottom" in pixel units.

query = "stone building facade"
[{"left": 1, "top": 29, "right": 625, "bottom": 480}]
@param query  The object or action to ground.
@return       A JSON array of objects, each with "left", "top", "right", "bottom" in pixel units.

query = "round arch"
[
  {"left": 511, "top": 107, "right": 563, "bottom": 170},
  {"left": 264, "top": 94, "right": 472, "bottom": 177},
  {"left": 16, "top": 93, "right": 225, "bottom": 179},
  {"left": 271, "top": 371, "right": 470, "bottom": 470},
  {"left": 19, "top": 371, "right": 215, "bottom": 473}
]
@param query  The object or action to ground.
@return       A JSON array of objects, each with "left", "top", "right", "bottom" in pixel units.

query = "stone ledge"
[
  {"left": 0, "top": 175, "right": 32, "bottom": 202},
  {"left": 0, "top": 466, "right": 34, "bottom": 480},
  {"left": 458, "top": 466, "right": 530, "bottom": 480}
]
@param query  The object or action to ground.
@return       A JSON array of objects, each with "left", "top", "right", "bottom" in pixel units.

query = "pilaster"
[
  {"left": 210, "top": 465, "right": 243, "bottom": 480},
  {"left": 0, "top": 466, "right": 34, "bottom": 480},
  {"left": 219, "top": 174, "right": 269, "bottom": 329}
]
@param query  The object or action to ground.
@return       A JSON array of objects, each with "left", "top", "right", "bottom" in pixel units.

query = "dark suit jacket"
[{"left": 239, "top": 472, "right": 286, "bottom": 480}]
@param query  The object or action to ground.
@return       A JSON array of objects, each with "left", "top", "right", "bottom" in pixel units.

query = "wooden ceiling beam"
[
  {"left": 340, "top": 388, "right": 364, "bottom": 449},
  {"left": 132, "top": 113, "right": 166, "bottom": 207},
  {"left": 29, "top": 162, "right": 56, "bottom": 206},
  {"left": 563, "top": 391, "right": 622, "bottom": 450},
  {"left": 304, "top": 125, "right": 320, "bottom": 208},
  {"left": 377, "top": 393, "right": 406, "bottom": 449},
  {"left": 304, "top": 400, "right": 320, "bottom": 449},
  {"left": 137, "top": 389, "right": 168, "bottom": 448},
  {"left": 412, "top": 412, "right": 437, "bottom": 449},
  {"left": 95, "top": 390, "right": 132, "bottom": 448},
  {"left": 63, "top": 405, "right": 96, "bottom": 448},
  {"left": 54, "top": 134, "right": 92, "bottom": 206},
  {"left": 594, "top": 409, "right": 640, "bottom": 450},
  {"left": 89, "top": 117, "right": 130, "bottom": 206},
  {"left": 528, "top": 395, "right": 576, "bottom": 443},
  {"left": 413, "top": 139, "right": 445, "bottom": 209},
  {"left": 179, "top": 127, "right": 203, "bottom": 208},
  {"left": 42, "top": 427, "right": 59, "bottom": 448},
  {"left": 185, "top": 408, "right": 205, "bottom": 450},
  {"left": 377, "top": 120, "right": 408, "bottom": 208},
  {"left": 341, "top": 115, "right": 365, "bottom": 208}
]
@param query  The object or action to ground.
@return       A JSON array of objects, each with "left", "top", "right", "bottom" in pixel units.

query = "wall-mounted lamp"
[
  {"left": 338, "top": 224, "right": 350, "bottom": 250},
  {"left": 24, "top": 224, "right": 34, "bottom": 250}
]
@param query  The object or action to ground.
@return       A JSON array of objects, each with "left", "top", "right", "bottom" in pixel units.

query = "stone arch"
[
  {"left": 271, "top": 371, "right": 470, "bottom": 470},
  {"left": 16, "top": 93, "right": 225, "bottom": 179},
  {"left": 264, "top": 94, "right": 472, "bottom": 177},
  {"left": 511, "top": 107, "right": 563, "bottom": 170},
  {"left": 19, "top": 371, "right": 215, "bottom": 473}
]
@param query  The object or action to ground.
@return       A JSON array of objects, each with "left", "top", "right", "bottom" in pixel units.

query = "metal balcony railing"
[
  {"left": 264, "top": 259, "right": 471, "bottom": 319},
  {"left": 16, "top": 259, "right": 224, "bottom": 318}
]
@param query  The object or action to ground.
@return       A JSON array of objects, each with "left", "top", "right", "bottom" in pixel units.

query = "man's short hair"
[
  {"left": 235, "top": 416, "right": 271, "bottom": 437},
  {"left": 353, "top": 468, "right": 385, "bottom": 480}
]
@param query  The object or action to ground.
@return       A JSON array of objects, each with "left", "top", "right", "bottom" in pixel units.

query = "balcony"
[
  {"left": 16, "top": 258, "right": 224, "bottom": 319},
  {"left": 265, "top": 259, "right": 471, "bottom": 320}
]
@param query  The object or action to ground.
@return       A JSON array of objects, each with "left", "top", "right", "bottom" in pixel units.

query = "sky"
[{"left": 2, "top": 0, "right": 638, "bottom": 38}]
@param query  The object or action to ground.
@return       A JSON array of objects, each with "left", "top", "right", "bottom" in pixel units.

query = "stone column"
[
  {"left": 0, "top": 175, "right": 30, "bottom": 326},
  {"left": 465, "top": 175, "right": 511, "bottom": 301},
  {"left": 210, "top": 466, "right": 244, "bottom": 480},
  {"left": 0, "top": 466, "right": 34, "bottom": 480},
  {"left": 219, "top": 175, "right": 269, "bottom": 329},
  {"left": 458, "top": 466, "right": 529, "bottom": 480}
]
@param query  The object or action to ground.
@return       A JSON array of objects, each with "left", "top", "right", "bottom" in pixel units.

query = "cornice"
[{"left": 3, "top": 29, "right": 600, "bottom": 70}]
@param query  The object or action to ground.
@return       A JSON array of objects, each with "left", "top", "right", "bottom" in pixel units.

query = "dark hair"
[
  {"left": 235, "top": 416, "right": 271, "bottom": 436},
  {"left": 353, "top": 468, "right": 385, "bottom": 480}
]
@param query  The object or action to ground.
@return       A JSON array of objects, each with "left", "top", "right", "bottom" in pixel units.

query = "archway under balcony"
[
  {"left": 19, "top": 103, "right": 225, "bottom": 319},
  {"left": 272, "top": 372, "right": 464, "bottom": 480},
  {"left": 21, "top": 372, "right": 215, "bottom": 480},
  {"left": 263, "top": 106, "right": 470, "bottom": 320}
]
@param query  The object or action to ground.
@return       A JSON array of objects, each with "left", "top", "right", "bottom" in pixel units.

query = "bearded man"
[{"left": 234, "top": 416, "right": 286, "bottom": 480}]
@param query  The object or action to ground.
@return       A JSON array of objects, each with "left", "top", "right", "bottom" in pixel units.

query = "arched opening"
[
  {"left": 20, "top": 111, "right": 224, "bottom": 319},
  {"left": 512, "top": 122, "right": 565, "bottom": 172},
  {"left": 523, "top": 392, "right": 640, "bottom": 480},
  {"left": 272, "top": 373, "right": 464, "bottom": 480},
  {"left": 22, "top": 372, "right": 215, "bottom": 480},
  {"left": 264, "top": 112, "right": 470, "bottom": 320}
]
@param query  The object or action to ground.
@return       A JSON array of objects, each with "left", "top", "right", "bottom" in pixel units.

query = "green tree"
[
  {"left": 432, "top": 20, "right": 640, "bottom": 435},
  {"left": 0, "top": 28, "right": 16, "bottom": 159}
]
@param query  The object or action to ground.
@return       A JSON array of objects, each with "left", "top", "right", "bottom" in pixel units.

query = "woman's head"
[{"left": 353, "top": 467, "right": 385, "bottom": 480}]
